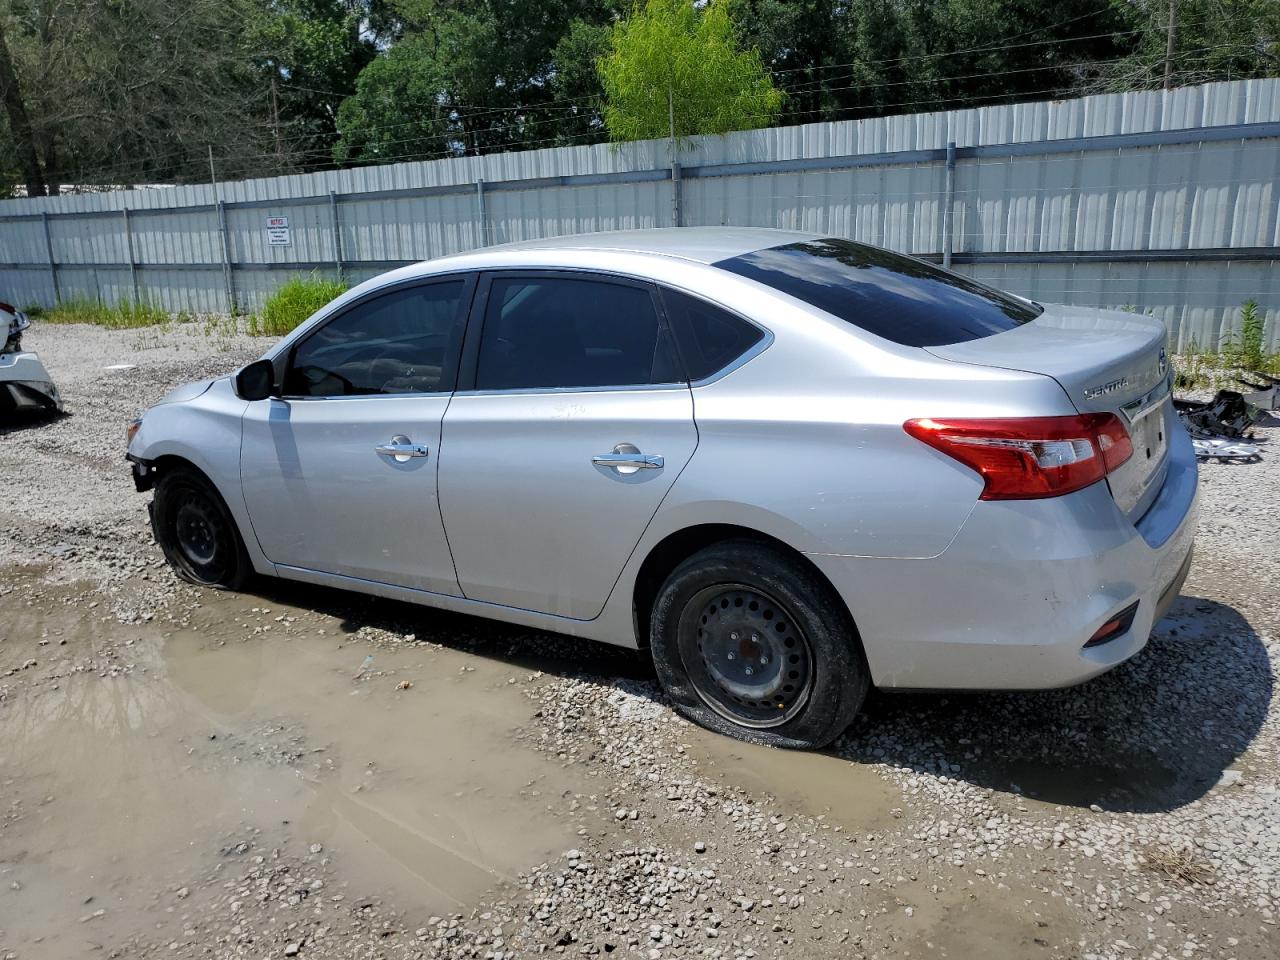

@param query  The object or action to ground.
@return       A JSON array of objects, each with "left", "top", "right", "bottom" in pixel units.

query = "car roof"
[{"left": 433, "top": 227, "right": 823, "bottom": 267}]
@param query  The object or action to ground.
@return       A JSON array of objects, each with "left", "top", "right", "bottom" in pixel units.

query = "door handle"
[
  {"left": 375, "top": 435, "right": 429, "bottom": 461},
  {"left": 592, "top": 452, "right": 664, "bottom": 470}
]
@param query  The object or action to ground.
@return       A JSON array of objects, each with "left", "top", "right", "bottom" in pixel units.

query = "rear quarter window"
[
  {"left": 714, "top": 238, "right": 1041, "bottom": 347},
  {"left": 659, "top": 287, "right": 763, "bottom": 381}
]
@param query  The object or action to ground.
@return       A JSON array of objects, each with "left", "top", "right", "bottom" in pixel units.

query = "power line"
[{"left": 46, "top": 32, "right": 1260, "bottom": 187}]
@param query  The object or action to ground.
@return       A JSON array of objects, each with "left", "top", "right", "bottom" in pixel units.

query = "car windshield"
[{"left": 713, "top": 238, "right": 1042, "bottom": 347}]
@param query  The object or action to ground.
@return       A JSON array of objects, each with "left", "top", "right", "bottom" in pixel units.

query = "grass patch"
[
  {"left": 39, "top": 297, "right": 171, "bottom": 329},
  {"left": 250, "top": 274, "right": 347, "bottom": 337}
]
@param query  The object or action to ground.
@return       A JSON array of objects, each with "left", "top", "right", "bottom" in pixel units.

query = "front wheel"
[
  {"left": 649, "top": 540, "right": 869, "bottom": 749},
  {"left": 153, "top": 467, "right": 250, "bottom": 589}
]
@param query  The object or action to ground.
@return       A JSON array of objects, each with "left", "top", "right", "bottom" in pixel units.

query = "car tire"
[
  {"left": 649, "top": 539, "right": 870, "bottom": 749},
  {"left": 153, "top": 466, "right": 250, "bottom": 590}
]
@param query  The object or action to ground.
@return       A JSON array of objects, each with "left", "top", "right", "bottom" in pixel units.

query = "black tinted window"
[
  {"left": 476, "top": 276, "right": 680, "bottom": 390},
  {"left": 660, "top": 288, "right": 763, "bottom": 381},
  {"left": 285, "top": 281, "right": 464, "bottom": 396},
  {"left": 714, "top": 239, "right": 1040, "bottom": 347}
]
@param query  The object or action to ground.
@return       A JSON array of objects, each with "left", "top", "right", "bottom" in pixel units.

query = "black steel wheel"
[
  {"left": 650, "top": 539, "right": 869, "bottom": 749},
  {"left": 153, "top": 466, "right": 249, "bottom": 589},
  {"left": 678, "top": 584, "right": 815, "bottom": 728}
]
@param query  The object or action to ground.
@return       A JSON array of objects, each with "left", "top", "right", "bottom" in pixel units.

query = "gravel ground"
[{"left": 1, "top": 321, "right": 1277, "bottom": 960}]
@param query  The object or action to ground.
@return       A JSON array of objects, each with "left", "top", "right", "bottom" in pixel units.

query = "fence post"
[
  {"left": 215, "top": 199, "right": 237, "bottom": 315},
  {"left": 41, "top": 211, "right": 60, "bottom": 304},
  {"left": 122, "top": 208, "right": 140, "bottom": 304},
  {"left": 329, "top": 190, "right": 344, "bottom": 281},
  {"left": 475, "top": 178, "right": 489, "bottom": 246},
  {"left": 671, "top": 161, "right": 683, "bottom": 227},
  {"left": 942, "top": 140, "right": 956, "bottom": 269}
]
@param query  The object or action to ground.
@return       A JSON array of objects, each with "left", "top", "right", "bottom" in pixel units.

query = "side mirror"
[{"left": 234, "top": 359, "right": 277, "bottom": 401}]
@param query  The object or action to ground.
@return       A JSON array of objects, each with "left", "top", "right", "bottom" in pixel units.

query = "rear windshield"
[{"left": 713, "top": 238, "right": 1041, "bottom": 347}]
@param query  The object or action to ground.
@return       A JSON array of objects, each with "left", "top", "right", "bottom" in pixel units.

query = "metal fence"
[{"left": 1, "top": 77, "right": 1278, "bottom": 351}]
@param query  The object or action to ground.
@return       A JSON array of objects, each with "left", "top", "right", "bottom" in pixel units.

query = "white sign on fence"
[{"left": 266, "top": 216, "right": 291, "bottom": 246}]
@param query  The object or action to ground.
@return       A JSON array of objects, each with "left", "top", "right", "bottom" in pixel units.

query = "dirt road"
[{"left": 1, "top": 321, "right": 1277, "bottom": 960}]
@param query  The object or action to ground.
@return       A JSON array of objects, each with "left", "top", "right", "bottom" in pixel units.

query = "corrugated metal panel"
[
  {"left": 1, "top": 79, "right": 1276, "bottom": 350},
  {"left": 965, "top": 260, "right": 1279, "bottom": 351},
  {"left": 3, "top": 267, "right": 54, "bottom": 305},
  {"left": 131, "top": 209, "right": 222, "bottom": 266}
]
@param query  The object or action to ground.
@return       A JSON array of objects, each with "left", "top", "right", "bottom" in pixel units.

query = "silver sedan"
[{"left": 126, "top": 228, "right": 1198, "bottom": 748}]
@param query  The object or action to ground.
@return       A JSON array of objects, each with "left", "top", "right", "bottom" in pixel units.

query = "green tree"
[
  {"left": 1092, "top": 0, "right": 1279, "bottom": 91},
  {"left": 333, "top": 1, "right": 623, "bottom": 164},
  {"left": 597, "top": 0, "right": 783, "bottom": 143},
  {"left": 0, "top": 0, "right": 276, "bottom": 193},
  {"left": 244, "top": 1, "right": 377, "bottom": 172}
]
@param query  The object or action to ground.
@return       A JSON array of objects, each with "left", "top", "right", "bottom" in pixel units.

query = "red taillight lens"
[{"left": 903, "top": 414, "right": 1133, "bottom": 500}]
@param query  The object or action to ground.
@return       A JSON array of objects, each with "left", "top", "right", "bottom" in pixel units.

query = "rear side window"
[
  {"left": 285, "top": 280, "right": 466, "bottom": 396},
  {"left": 475, "top": 276, "right": 681, "bottom": 391},
  {"left": 659, "top": 288, "right": 763, "bottom": 381},
  {"left": 714, "top": 238, "right": 1041, "bottom": 347}
]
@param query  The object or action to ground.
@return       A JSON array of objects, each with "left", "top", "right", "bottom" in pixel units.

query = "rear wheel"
[
  {"left": 153, "top": 467, "right": 250, "bottom": 589},
  {"left": 649, "top": 540, "right": 869, "bottom": 749}
]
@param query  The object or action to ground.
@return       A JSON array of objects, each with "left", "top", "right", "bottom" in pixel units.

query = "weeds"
[
  {"left": 1173, "top": 299, "right": 1278, "bottom": 390},
  {"left": 1239, "top": 299, "right": 1265, "bottom": 371},
  {"left": 38, "top": 297, "right": 170, "bottom": 329},
  {"left": 1139, "top": 844, "right": 1215, "bottom": 886},
  {"left": 251, "top": 274, "right": 347, "bottom": 337}
]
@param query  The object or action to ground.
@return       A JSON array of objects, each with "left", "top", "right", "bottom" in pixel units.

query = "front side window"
[
  {"left": 284, "top": 280, "right": 466, "bottom": 396},
  {"left": 714, "top": 239, "right": 1041, "bottom": 347},
  {"left": 475, "top": 276, "right": 680, "bottom": 391}
]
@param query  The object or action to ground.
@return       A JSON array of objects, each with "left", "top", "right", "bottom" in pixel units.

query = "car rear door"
[
  {"left": 437, "top": 270, "right": 698, "bottom": 620},
  {"left": 240, "top": 276, "right": 473, "bottom": 595}
]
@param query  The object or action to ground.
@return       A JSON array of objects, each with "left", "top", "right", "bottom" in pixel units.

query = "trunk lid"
[{"left": 926, "top": 304, "right": 1172, "bottom": 520}]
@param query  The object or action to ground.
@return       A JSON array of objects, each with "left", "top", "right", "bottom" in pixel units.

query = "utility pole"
[
  {"left": 207, "top": 144, "right": 218, "bottom": 195},
  {"left": 270, "top": 73, "right": 284, "bottom": 169},
  {"left": 1163, "top": 0, "right": 1178, "bottom": 91}
]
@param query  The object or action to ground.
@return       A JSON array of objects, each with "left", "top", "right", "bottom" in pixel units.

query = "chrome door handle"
[
  {"left": 592, "top": 452, "right": 664, "bottom": 470},
  {"left": 375, "top": 435, "right": 429, "bottom": 461}
]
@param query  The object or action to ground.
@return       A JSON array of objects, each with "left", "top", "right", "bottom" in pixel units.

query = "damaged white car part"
[{"left": 0, "top": 302, "right": 63, "bottom": 414}]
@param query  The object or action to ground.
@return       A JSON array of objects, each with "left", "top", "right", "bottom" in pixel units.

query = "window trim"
[
  {"left": 276, "top": 272, "right": 477, "bottom": 401},
  {"left": 454, "top": 268, "right": 688, "bottom": 396},
  {"left": 653, "top": 284, "right": 773, "bottom": 387}
]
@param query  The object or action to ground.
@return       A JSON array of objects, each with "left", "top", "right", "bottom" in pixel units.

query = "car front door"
[
  {"left": 240, "top": 276, "right": 472, "bottom": 595},
  {"left": 438, "top": 271, "right": 698, "bottom": 620}
]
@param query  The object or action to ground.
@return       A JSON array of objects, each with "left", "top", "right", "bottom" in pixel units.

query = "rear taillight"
[{"left": 903, "top": 414, "right": 1133, "bottom": 500}]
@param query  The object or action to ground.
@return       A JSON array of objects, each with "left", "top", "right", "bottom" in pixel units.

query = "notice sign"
[{"left": 266, "top": 216, "right": 291, "bottom": 246}]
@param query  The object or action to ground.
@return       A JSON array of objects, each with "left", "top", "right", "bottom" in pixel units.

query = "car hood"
[{"left": 153, "top": 377, "right": 219, "bottom": 406}]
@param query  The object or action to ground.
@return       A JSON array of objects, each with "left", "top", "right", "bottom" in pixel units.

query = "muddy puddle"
[
  {"left": 0, "top": 580, "right": 592, "bottom": 955},
  {"left": 2, "top": 570, "right": 920, "bottom": 957},
  {"left": 685, "top": 731, "right": 902, "bottom": 832}
]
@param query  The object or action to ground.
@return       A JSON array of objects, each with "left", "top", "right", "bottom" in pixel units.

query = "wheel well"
[
  {"left": 631, "top": 524, "right": 850, "bottom": 647},
  {"left": 149, "top": 454, "right": 211, "bottom": 486},
  {"left": 147, "top": 456, "right": 237, "bottom": 519}
]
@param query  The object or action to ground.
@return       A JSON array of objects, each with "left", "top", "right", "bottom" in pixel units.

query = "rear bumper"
[{"left": 807, "top": 427, "right": 1199, "bottom": 690}]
